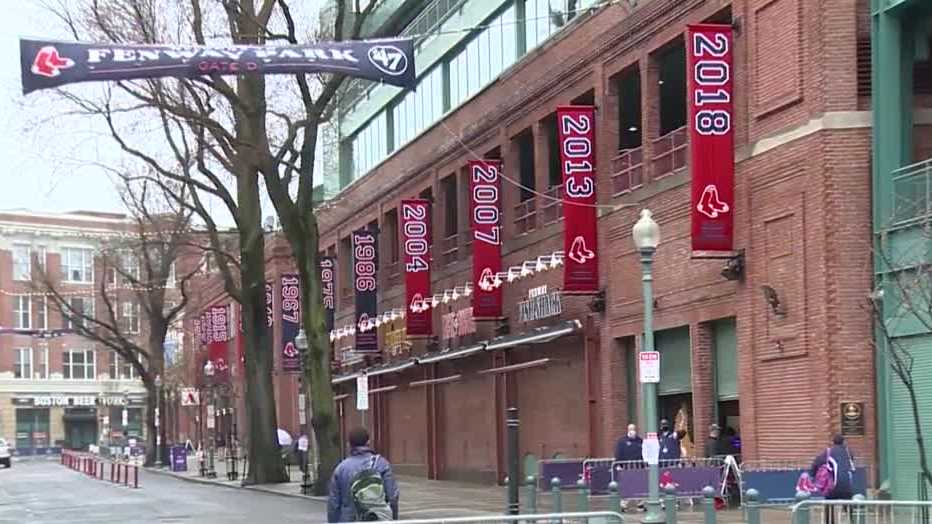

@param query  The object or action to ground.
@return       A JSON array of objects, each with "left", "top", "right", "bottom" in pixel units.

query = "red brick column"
[{"left": 690, "top": 322, "right": 716, "bottom": 455}]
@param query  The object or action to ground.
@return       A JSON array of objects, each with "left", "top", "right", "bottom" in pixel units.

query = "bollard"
[
  {"left": 576, "top": 478, "right": 590, "bottom": 513},
  {"left": 116, "top": 462, "right": 121, "bottom": 484},
  {"left": 134, "top": 466, "right": 139, "bottom": 489},
  {"left": 851, "top": 494, "right": 866, "bottom": 524},
  {"left": 525, "top": 476, "right": 538, "bottom": 514},
  {"left": 551, "top": 477, "right": 563, "bottom": 514},
  {"left": 111, "top": 462, "right": 115, "bottom": 482},
  {"left": 665, "top": 484, "right": 678, "bottom": 524},
  {"left": 794, "top": 491, "right": 811, "bottom": 524},
  {"left": 506, "top": 408, "right": 520, "bottom": 515},
  {"left": 702, "top": 486, "right": 717, "bottom": 524},
  {"left": 608, "top": 481, "right": 620, "bottom": 515},
  {"left": 745, "top": 489, "right": 760, "bottom": 524},
  {"left": 124, "top": 464, "right": 129, "bottom": 486}
]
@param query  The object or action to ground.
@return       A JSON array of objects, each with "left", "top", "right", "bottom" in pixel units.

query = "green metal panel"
[
  {"left": 713, "top": 318, "right": 738, "bottom": 401},
  {"left": 626, "top": 343, "right": 638, "bottom": 424},
  {"left": 657, "top": 326, "right": 691, "bottom": 396},
  {"left": 889, "top": 335, "right": 932, "bottom": 499}
]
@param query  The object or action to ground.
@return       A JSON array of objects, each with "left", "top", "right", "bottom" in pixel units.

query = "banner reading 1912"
[
  {"left": 401, "top": 199, "right": 431, "bottom": 336},
  {"left": 557, "top": 105, "right": 599, "bottom": 294},
  {"left": 280, "top": 274, "right": 301, "bottom": 373},
  {"left": 687, "top": 24, "right": 734, "bottom": 253},
  {"left": 353, "top": 229, "right": 379, "bottom": 354},
  {"left": 469, "top": 160, "right": 503, "bottom": 319},
  {"left": 20, "top": 37, "right": 416, "bottom": 94}
]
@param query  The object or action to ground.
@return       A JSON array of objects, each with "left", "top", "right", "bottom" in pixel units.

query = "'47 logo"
[{"left": 367, "top": 45, "right": 408, "bottom": 76}]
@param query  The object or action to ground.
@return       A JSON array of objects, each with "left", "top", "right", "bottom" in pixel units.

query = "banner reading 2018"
[
  {"left": 687, "top": 24, "right": 734, "bottom": 253},
  {"left": 469, "top": 160, "right": 503, "bottom": 319},
  {"left": 353, "top": 229, "right": 379, "bottom": 354},
  {"left": 557, "top": 106, "right": 599, "bottom": 294},
  {"left": 401, "top": 199, "right": 432, "bottom": 335}
]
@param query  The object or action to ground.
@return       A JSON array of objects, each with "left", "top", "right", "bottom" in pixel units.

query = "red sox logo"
[{"left": 31, "top": 46, "right": 74, "bottom": 78}]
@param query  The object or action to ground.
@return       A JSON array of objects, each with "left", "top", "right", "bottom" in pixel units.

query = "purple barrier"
[
  {"left": 613, "top": 461, "right": 723, "bottom": 499},
  {"left": 538, "top": 460, "right": 585, "bottom": 490}
]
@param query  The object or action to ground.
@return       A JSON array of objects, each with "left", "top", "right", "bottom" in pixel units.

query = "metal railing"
[
  {"left": 791, "top": 497, "right": 932, "bottom": 524},
  {"left": 440, "top": 233, "right": 460, "bottom": 266},
  {"left": 371, "top": 512, "right": 624, "bottom": 524},
  {"left": 891, "top": 158, "right": 932, "bottom": 225},
  {"left": 540, "top": 186, "right": 564, "bottom": 226},
  {"left": 652, "top": 126, "right": 688, "bottom": 179},
  {"left": 611, "top": 147, "right": 644, "bottom": 195},
  {"left": 514, "top": 197, "right": 538, "bottom": 235}
]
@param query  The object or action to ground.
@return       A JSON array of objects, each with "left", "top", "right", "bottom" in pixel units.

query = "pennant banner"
[
  {"left": 687, "top": 24, "right": 735, "bottom": 253},
  {"left": 202, "top": 311, "right": 213, "bottom": 346},
  {"left": 208, "top": 305, "right": 230, "bottom": 382},
  {"left": 557, "top": 105, "right": 599, "bottom": 293},
  {"left": 265, "top": 282, "right": 274, "bottom": 329},
  {"left": 320, "top": 257, "right": 336, "bottom": 333},
  {"left": 280, "top": 274, "right": 302, "bottom": 372},
  {"left": 193, "top": 318, "right": 202, "bottom": 346},
  {"left": 20, "top": 38, "right": 416, "bottom": 94},
  {"left": 353, "top": 228, "right": 379, "bottom": 353},
  {"left": 401, "top": 199, "right": 432, "bottom": 336},
  {"left": 469, "top": 160, "right": 503, "bottom": 318}
]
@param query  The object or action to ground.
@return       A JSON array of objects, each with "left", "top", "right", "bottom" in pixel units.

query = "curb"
[{"left": 143, "top": 467, "right": 327, "bottom": 503}]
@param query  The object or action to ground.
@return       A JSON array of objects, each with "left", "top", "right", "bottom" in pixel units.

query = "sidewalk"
[{"left": 147, "top": 456, "right": 793, "bottom": 522}]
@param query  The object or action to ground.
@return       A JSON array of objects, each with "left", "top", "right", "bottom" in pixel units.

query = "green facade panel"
[
  {"left": 657, "top": 326, "right": 691, "bottom": 396},
  {"left": 713, "top": 318, "right": 738, "bottom": 401},
  {"left": 889, "top": 335, "right": 932, "bottom": 499}
]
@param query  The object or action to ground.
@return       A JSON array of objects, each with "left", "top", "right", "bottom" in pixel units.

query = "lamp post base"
[{"left": 641, "top": 501, "right": 666, "bottom": 524}]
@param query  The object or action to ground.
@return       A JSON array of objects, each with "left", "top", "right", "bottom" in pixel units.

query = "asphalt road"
[{"left": 0, "top": 458, "right": 328, "bottom": 523}]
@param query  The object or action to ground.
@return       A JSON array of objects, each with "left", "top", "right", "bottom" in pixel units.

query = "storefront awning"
[
  {"left": 415, "top": 342, "right": 485, "bottom": 365},
  {"left": 331, "top": 359, "right": 417, "bottom": 384},
  {"left": 483, "top": 319, "right": 582, "bottom": 352}
]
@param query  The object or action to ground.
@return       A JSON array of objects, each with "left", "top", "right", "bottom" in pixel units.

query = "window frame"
[
  {"left": 62, "top": 247, "right": 95, "bottom": 284},
  {"left": 122, "top": 301, "right": 140, "bottom": 335},
  {"left": 12, "top": 244, "right": 31, "bottom": 281},
  {"left": 63, "top": 349, "right": 96, "bottom": 380},
  {"left": 14, "top": 295, "right": 31, "bottom": 330},
  {"left": 13, "top": 348, "right": 32, "bottom": 379}
]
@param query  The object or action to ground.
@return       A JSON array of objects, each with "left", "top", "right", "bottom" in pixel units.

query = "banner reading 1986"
[
  {"left": 557, "top": 105, "right": 599, "bottom": 294},
  {"left": 401, "top": 199, "right": 431, "bottom": 336},
  {"left": 353, "top": 229, "right": 379, "bottom": 353},
  {"left": 687, "top": 24, "right": 734, "bottom": 253},
  {"left": 469, "top": 159, "right": 503, "bottom": 319}
]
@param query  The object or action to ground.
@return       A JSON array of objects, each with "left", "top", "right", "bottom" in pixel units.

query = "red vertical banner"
[
  {"left": 469, "top": 159, "right": 503, "bottom": 319},
  {"left": 401, "top": 199, "right": 432, "bottom": 335},
  {"left": 687, "top": 24, "right": 734, "bottom": 253},
  {"left": 557, "top": 105, "right": 599, "bottom": 293},
  {"left": 208, "top": 305, "right": 230, "bottom": 382}
]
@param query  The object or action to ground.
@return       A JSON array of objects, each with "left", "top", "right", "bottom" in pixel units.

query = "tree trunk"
[
  {"left": 296, "top": 219, "right": 341, "bottom": 495},
  {"left": 144, "top": 379, "right": 157, "bottom": 467}
]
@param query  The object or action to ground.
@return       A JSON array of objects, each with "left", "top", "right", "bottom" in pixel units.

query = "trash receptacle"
[{"left": 169, "top": 446, "right": 187, "bottom": 472}]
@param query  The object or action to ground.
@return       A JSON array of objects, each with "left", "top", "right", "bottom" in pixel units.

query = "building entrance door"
[{"left": 64, "top": 408, "right": 98, "bottom": 450}]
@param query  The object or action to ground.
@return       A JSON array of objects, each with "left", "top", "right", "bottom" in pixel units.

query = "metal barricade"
[
  {"left": 792, "top": 498, "right": 932, "bottom": 524},
  {"left": 741, "top": 460, "right": 871, "bottom": 505},
  {"left": 612, "top": 458, "right": 724, "bottom": 500},
  {"left": 360, "top": 512, "right": 625, "bottom": 524}
]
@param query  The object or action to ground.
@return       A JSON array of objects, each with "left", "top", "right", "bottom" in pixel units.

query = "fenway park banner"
[
  {"left": 320, "top": 257, "right": 336, "bottom": 333},
  {"left": 353, "top": 228, "right": 379, "bottom": 353},
  {"left": 687, "top": 24, "right": 735, "bottom": 253},
  {"left": 208, "top": 305, "right": 230, "bottom": 382},
  {"left": 20, "top": 38, "right": 416, "bottom": 94},
  {"left": 401, "top": 199, "right": 432, "bottom": 336},
  {"left": 469, "top": 160, "right": 503, "bottom": 319},
  {"left": 280, "top": 274, "right": 302, "bottom": 373},
  {"left": 557, "top": 106, "right": 599, "bottom": 293}
]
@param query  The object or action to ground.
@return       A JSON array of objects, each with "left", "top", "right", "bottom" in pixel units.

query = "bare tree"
[
  {"left": 40, "top": 0, "right": 382, "bottom": 486},
  {"left": 34, "top": 177, "right": 197, "bottom": 467}
]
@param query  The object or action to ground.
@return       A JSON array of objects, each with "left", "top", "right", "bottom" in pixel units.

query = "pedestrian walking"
[
  {"left": 327, "top": 427, "right": 399, "bottom": 522},
  {"left": 296, "top": 432, "right": 310, "bottom": 473},
  {"left": 809, "top": 434, "right": 856, "bottom": 524}
]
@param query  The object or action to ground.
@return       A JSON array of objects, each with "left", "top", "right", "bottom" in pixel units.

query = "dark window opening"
[
  {"left": 658, "top": 393, "right": 695, "bottom": 444},
  {"left": 706, "top": 6, "right": 732, "bottom": 25},
  {"left": 545, "top": 115, "right": 562, "bottom": 188},
  {"left": 517, "top": 130, "right": 536, "bottom": 201},
  {"left": 572, "top": 89, "right": 595, "bottom": 106},
  {"left": 486, "top": 146, "right": 502, "bottom": 159},
  {"left": 658, "top": 43, "right": 687, "bottom": 135},
  {"left": 442, "top": 175, "right": 458, "bottom": 236},
  {"left": 384, "top": 209, "right": 399, "bottom": 264},
  {"left": 339, "top": 236, "right": 352, "bottom": 301},
  {"left": 616, "top": 66, "right": 643, "bottom": 150}
]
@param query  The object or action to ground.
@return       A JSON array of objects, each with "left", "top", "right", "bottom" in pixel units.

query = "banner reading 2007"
[
  {"left": 469, "top": 160, "right": 503, "bottom": 319},
  {"left": 557, "top": 106, "right": 599, "bottom": 294},
  {"left": 687, "top": 24, "right": 734, "bottom": 253},
  {"left": 353, "top": 229, "right": 379, "bottom": 354},
  {"left": 401, "top": 199, "right": 432, "bottom": 335},
  {"left": 280, "top": 274, "right": 301, "bottom": 372}
]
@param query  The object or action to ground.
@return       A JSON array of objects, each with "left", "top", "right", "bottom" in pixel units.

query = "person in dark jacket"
[
  {"left": 327, "top": 427, "right": 400, "bottom": 522},
  {"left": 614, "top": 424, "right": 643, "bottom": 465},
  {"left": 703, "top": 424, "right": 735, "bottom": 458},
  {"left": 809, "top": 434, "right": 856, "bottom": 524},
  {"left": 658, "top": 419, "right": 687, "bottom": 464}
]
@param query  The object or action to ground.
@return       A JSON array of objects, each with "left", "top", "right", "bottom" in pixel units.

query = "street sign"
[
  {"left": 155, "top": 407, "right": 160, "bottom": 427},
  {"left": 122, "top": 408, "right": 128, "bottom": 427},
  {"left": 642, "top": 434, "right": 660, "bottom": 465},
  {"left": 639, "top": 351, "right": 661, "bottom": 383},
  {"left": 206, "top": 405, "right": 215, "bottom": 429},
  {"left": 299, "top": 393, "right": 307, "bottom": 425},
  {"left": 180, "top": 388, "right": 200, "bottom": 406},
  {"left": 356, "top": 375, "right": 369, "bottom": 411}
]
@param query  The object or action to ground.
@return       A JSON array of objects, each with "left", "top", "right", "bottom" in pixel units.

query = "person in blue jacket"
[
  {"left": 658, "top": 419, "right": 687, "bottom": 465},
  {"left": 614, "top": 423, "right": 643, "bottom": 466},
  {"left": 327, "top": 427, "right": 400, "bottom": 522},
  {"left": 809, "top": 434, "right": 856, "bottom": 524}
]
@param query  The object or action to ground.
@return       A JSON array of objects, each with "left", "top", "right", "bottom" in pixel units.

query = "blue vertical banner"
[
  {"left": 280, "top": 273, "right": 301, "bottom": 372},
  {"left": 353, "top": 228, "right": 379, "bottom": 354}
]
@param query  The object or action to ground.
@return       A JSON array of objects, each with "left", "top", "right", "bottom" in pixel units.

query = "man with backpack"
[
  {"left": 327, "top": 427, "right": 399, "bottom": 522},
  {"left": 809, "top": 434, "right": 856, "bottom": 524}
]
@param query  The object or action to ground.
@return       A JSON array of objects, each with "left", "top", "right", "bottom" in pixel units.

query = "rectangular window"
[
  {"left": 616, "top": 66, "right": 643, "bottom": 150},
  {"left": 14, "top": 295, "right": 31, "bottom": 329},
  {"left": 385, "top": 209, "right": 399, "bottom": 264},
  {"left": 658, "top": 43, "right": 687, "bottom": 135},
  {"left": 63, "top": 350, "right": 95, "bottom": 380},
  {"left": 36, "top": 346, "right": 48, "bottom": 379},
  {"left": 62, "top": 247, "right": 94, "bottom": 283},
  {"left": 34, "top": 296, "right": 47, "bottom": 331},
  {"left": 546, "top": 116, "right": 562, "bottom": 187},
  {"left": 339, "top": 236, "right": 353, "bottom": 302},
  {"left": 121, "top": 252, "right": 140, "bottom": 284},
  {"left": 122, "top": 302, "right": 140, "bottom": 334},
  {"left": 443, "top": 175, "right": 459, "bottom": 236},
  {"left": 67, "top": 296, "right": 93, "bottom": 329},
  {"left": 517, "top": 130, "right": 536, "bottom": 201},
  {"left": 13, "top": 244, "right": 31, "bottom": 281},
  {"left": 109, "top": 351, "right": 137, "bottom": 380},
  {"left": 14, "top": 348, "right": 32, "bottom": 379},
  {"left": 34, "top": 246, "right": 47, "bottom": 270}
]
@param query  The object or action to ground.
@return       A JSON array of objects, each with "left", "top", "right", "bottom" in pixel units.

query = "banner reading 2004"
[
  {"left": 687, "top": 24, "right": 734, "bottom": 253},
  {"left": 401, "top": 199, "right": 432, "bottom": 336}
]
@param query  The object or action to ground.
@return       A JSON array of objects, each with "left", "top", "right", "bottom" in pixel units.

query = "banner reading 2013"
[
  {"left": 280, "top": 274, "right": 301, "bottom": 372},
  {"left": 687, "top": 24, "right": 734, "bottom": 253},
  {"left": 401, "top": 199, "right": 432, "bottom": 335},
  {"left": 557, "top": 106, "right": 599, "bottom": 294},
  {"left": 353, "top": 229, "right": 379, "bottom": 353},
  {"left": 469, "top": 160, "right": 503, "bottom": 319}
]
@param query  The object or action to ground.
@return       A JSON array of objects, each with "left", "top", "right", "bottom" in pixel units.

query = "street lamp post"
[
  {"left": 154, "top": 374, "right": 163, "bottom": 467},
  {"left": 632, "top": 209, "right": 664, "bottom": 524},
  {"left": 295, "top": 328, "right": 313, "bottom": 496},
  {"left": 204, "top": 360, "right": 217, "bottom": 479}
]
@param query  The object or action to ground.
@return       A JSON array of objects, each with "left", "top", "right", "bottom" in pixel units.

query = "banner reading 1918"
[
  {"left": 20, "top": 38, "right": 416, "bottom": 94},
  {"left": 469, "top": 159, "right": 503, "bottom": 319},
  {"left": 401, "top": 199, "right": 432, "bottom": 336},
  {"left": 557, "top": 105, "right": 599, "bottom": 294},
  {"left": 280, "top": 274, "right": 301, "bottom": 372},
  {"left": 687, "top": 24, "right": 734, "bottom": 253},
  {"left": 320, "top": 257, "right": 336, "bottom": 333},
  {"left": 353, "top": 229, "right": 379, "bottom": 353}
]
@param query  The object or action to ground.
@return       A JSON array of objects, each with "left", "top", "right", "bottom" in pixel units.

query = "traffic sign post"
[
  {"left": 639, "top": 351, "right": 661, "bottom": 383},
  {"left": 356, "top": 374, "right": 369, "bottom": 428}
]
